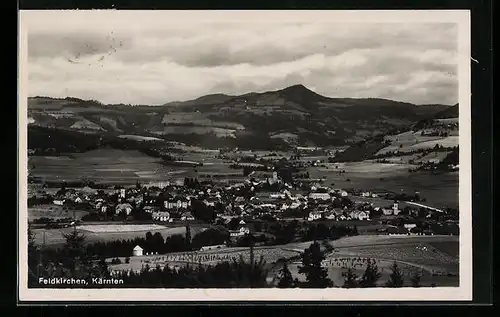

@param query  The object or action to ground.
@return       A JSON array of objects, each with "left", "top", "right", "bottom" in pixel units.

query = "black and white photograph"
[{"left": 18, "top": 10, "right": 472, "bottom": 302}]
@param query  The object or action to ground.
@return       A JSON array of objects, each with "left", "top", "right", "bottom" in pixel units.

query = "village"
[{"left": 28, "top": 163, "right": 459, "bottom": 243}]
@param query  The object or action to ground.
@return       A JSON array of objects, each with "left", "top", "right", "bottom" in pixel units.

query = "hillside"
[
  {"left": 334, "top": 103, "right": 459, "bottom": 166},
  {"left": 27, "top": 85, "right": 451, "bottom": 151}
]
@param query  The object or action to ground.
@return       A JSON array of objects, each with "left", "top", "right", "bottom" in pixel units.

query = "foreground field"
[{"left": 105, "top": 234, "right": 459, "bottom": 287}]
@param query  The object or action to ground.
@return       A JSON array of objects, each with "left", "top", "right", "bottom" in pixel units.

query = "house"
[
  {"left": 230, "top": 225, "right": 250, "bottom": 237},
  {"left": 350, "top": 210, "right": 369, "bottom": 221},
  {"left": 392, "top": 202, "right": 401, "bottom": 215},
  {"left": 324, "top": 212, "right": 337, "bottom": 220},
  {"left": 152, "top": 211, "right": 170, "bottom": 222},
  {"left": 307, "top": 211, "right": 322, "bottom": 221},
  {"left": 308, "top": 193, "right": 331, "bottom": 201},
  {"left": 53, "top": 199, "right": 65, "bottom": 206},
  {"left": 100, "top": 205, "right": 108, "bottom": 214},
  {"left": 74, "top": 196, "right": 83, "bottom": 204},
  {"left": 143, "top": 206, "right": 157, "bottom": 213},
  {"left": 199, "top": 244, "right": 227, "bottom": 251},
  {"left": 164, "top": 198, "right": 191, "bottom": 210},
  {"left": 181, "top": 212, "right": 195, "bottom": 221},
  {"left": 115, "top": 203, "right": 133, "bottom": 215},
  {"left": 382, "top": 208, "right": 394, "bottom": 216},
  {"left": 404, "top": 223, "right": 418, "bottom": 230},
  {"left": 132, "top": 245, "right": 143, "bottom": 257}
]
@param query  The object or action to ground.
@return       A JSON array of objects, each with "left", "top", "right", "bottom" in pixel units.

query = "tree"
[
  {"left": 277, "top": 261, "right": 294, "bottom": 288},
  {"left": 185, "top": 222, "right": 192, "bottom": 251},
  {"left": 27, "top": 224, "right": 40, "bottom": 284},
  {"left": 298, "top": 242, "right": 333, "bottom": 288},
  {"left": 385, "top": 262, "right": 404, "bottom": 287},
  {"left": 191, "top": 227, "right": 229, "bottom": 249},
  {"left": 342, "top": 267, "right": 359, "bottom": 288},
  {"left": 410, "top": 271, "right": 421, "bottom": 288},
  {"left": 360, "top": 258, "right": 381, "bottom": 288}
]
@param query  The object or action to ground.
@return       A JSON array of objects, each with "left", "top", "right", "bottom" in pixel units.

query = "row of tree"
[{"left": 276, "top": 242, "right": 423, "bottom": 288}]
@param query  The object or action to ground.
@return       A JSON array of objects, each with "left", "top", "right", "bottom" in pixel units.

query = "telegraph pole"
[{"left": 73, "top": 209, "right": 77, "bottom": 233}]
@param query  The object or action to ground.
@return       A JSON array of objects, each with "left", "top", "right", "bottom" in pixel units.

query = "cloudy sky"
[{"left": 24, "top": 11, "right": 459, "bottom": 106}]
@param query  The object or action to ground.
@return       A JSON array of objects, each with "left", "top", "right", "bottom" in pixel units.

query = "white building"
[
  {"left": 404, "top": 223, "right": 417, "bottom": 230},
  {"left": 115, "top": 203, "right": 133, "bottom": 215},
  {"left": 152, "top": 211, "right": 170, "bottom": 222},
  {"left": 307, "top": 212, "right": 322, "bottom": 221},
  {"left": 181, "top": 212, "right": 195, "bottom": 221},
  {"left": 132, "top": 245, "right": 143, "bottom": 257},
  {"left": 350, "top": 210, "right": 369, "bottom": 221},
  {"left": 308, "top": 193, "right": 331, "bottom": 201},
  {"left": 53, "top": 199, "right": 65, "bottom": 206},
  {"left": 230, "top": 226, "right": 250, "bottom": 237}
]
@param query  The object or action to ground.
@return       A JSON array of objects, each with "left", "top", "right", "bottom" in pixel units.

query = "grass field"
[
  {"left": 117, "top": 135, "right": 164, "bottom": 142},
  {"left": 28, "top": 205, "right": 89, "bottom": 221},
  {"left": 29, "top": 149, "right": 194, "bottom": 184},
  {"left": 32, "top": 224, "right": 207, "bottom": 247},
  {"left": 308, "top": 164, "right": 458, "bottom": 209},
  {"left": 282, "top": 234, "right": 459, "bottom": 287},
  {"left": 105, "top": 234, "right": 459, "bottom": 287}
]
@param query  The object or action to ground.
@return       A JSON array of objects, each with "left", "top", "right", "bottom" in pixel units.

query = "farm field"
[
  {"left": 376, "top": 131, "right": 458, "bottom": 156},
  {"left": 286, "top": 257, "right": 458, "bottom": 287},
  {"left": 117, "top": 135, "right": 165, "bottom": 142},
  {"left": 28, "top": 149, "right": 221, "bottom": 185},
  {"left": 32, "top": 224, "right": 207, "bottom": 247},
  {"left": 107, "top": 245, "right": 303, "bottom": 273},
  {"left": 106, "top": 234, "right": 460, "bottom": 287},
  {"left": 28, "top": 205, "right": 89, "bottom": 221},
  {"left": 308, "top": 164, "right": 458, "bottom": 209},
  {"left": 76, "top": 224, "right": 169, "bottom": 233},
  {"left": 282, "top": 234, "right": 459, "bottom": 287}
]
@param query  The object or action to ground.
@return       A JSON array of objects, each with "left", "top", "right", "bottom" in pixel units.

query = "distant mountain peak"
[
  {"left": 278, "top": 84, "right": 327, "bottom": 105},
  {"left": 281, "top": 84, "right": 314, "bottom": 93}
]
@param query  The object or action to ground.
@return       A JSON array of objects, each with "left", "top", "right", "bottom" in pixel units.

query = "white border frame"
[{"left": 18, "top": 10, "right": 472, "bottom": 302}]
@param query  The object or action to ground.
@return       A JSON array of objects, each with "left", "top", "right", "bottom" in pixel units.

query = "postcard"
[{"left": 18, "top": 9, "right": 472, "bottom": 302}]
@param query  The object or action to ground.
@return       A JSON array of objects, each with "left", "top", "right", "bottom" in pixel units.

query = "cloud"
[{"left": 25, "top": 12, "right": 459, "bottom": 105}]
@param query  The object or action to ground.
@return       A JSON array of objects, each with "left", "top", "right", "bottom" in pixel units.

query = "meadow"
[
  {"left": 32, "top": 224, "right": 207, "bottom": 247},
  {"left": 29, "top": 149, "right": 194, "bottom": 184},
  {"left": 105, "top": 234, "right": 460, "bottom": 287},
  {"left": 28, "top": 205, "right": 89, "bottom": 221},
  {"left": 308, "top": 164, "right": 458, "bottom": 209}
]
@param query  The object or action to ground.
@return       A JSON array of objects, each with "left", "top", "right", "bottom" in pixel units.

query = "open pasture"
[
  {"left": 118, "top": 135, "right": 164, "bottom": 142},
  {"left": 32, "top": 225, "right": 207, "bottom": 247},
  {"left": 309, "top": 164, "right": 458, "bottom": 208},
  {"left": 107, "top": 245, "right": 302, "bottom": 273},
  {"left": 28, "top": 205, "right": 89, "bottom": 221},
  {"left": 28, "top": 149, "right": 195, "bottom": 184},
  {"left": 76, "top": 224, "right": 169, "bottom": 233},
  {"left": 409, "top": 136, "right": 458, "bottom": 150},
  {"left": 282, "top": 235, "right": 459, "bottom": 287},
  {"left": 376, "top": 131, "right": 457, "bottom": 155}
]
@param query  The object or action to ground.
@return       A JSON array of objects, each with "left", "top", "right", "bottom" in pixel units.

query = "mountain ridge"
[
  {"left": 28, "top": 84, "right": 456, "bottom": 109},
  {"left": 27, "top": 84, "right": 455, "bottom": 151}
]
